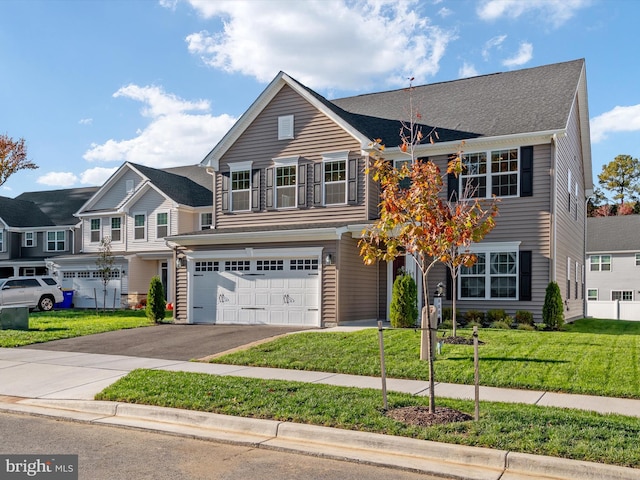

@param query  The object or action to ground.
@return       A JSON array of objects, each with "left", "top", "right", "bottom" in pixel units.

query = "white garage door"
[
  {"left": 61, "top": 270, "right": 121, "bottom": 309},
  {"left": 190, "top": 258, "right": 320, "bottom": 326}
]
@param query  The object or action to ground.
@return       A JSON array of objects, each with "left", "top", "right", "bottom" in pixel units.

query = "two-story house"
[
  {"left": 46, "top": 163, "right": 213, "bottom": 308},
  {"left": 0, "top": 187, "right": 98, "bottom": 278},
  {"left": 586, "top": 215, "right": 640, "bottom": 320},
  {"left": 167, "top": 59, "right": 592, "bottom": 327}
]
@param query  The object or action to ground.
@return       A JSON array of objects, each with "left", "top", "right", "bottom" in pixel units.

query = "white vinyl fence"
[{"left": 587, "top": 300, "right": 640, "bottom": 321}]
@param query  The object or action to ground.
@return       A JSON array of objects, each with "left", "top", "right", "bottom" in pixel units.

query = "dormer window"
[
  {"left": 24, "top": 232, "right": 36, "bottom": 247},
  {"left": 278, "top": 115, "right": 294, "bottom": 140}
]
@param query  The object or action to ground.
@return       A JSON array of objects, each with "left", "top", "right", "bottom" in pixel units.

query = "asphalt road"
[
  {"left": 0, "top": 412, "right": 443, "bottom": 480},
  {"left": 21, "top": 324, "right": 309, "bottom": 361}
]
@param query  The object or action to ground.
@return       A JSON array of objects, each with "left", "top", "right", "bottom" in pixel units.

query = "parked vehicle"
[{"left": 0, "top": 276, "right": 64, "bottom": 311}]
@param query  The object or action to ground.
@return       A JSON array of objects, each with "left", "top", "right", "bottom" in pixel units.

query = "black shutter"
[
  {"left": 313, "top": 163, "right": 323, "bottom": 206},
  {"left": 221, "top": 172, "right": 230, "bottom": 213},
  {"left": 347, "top": 158, "right": 358, "bottom": 204},
  {"left": 519, "top": 250, "right": 532, "bottom": 301},
  {"left": 447, "top": 173, "right": 459, "bottom": 202},
  {"left": 297, "top": 164, "right": 307, "bottom": 207},
  {"left": 265, "top": 167, "right": 274, "bottom": 209},
  {"left": 445, "top": 266, "right": 452, "bottom": 301},
  {"left": 520, "top": 146, "right": 533, "bottom": 197},
  {"left": 251, "top": 169, "right": 261, "bottom": 212}
]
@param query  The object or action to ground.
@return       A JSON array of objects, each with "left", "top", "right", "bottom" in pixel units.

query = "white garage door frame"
[{"left": 187, "top": 247, "right": 323, "bottom": 327}]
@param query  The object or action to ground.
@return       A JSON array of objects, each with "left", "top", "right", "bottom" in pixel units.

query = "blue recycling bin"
[{"left": 55, "top": 290, "right": 74, "bottom": 309}]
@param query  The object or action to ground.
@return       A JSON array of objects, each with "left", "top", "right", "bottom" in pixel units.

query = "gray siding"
[
  {"left": 587, "top": 252, "right": 640, "bottom": 302},
  {"left": 553, "top": 98, "right": 587, "bottom": 320},
  {"left": 92, "top": 170, "right": 143, "bottom": 211},
  {"left": 215, "top": 85, "right": 369, "bottom": 229}
]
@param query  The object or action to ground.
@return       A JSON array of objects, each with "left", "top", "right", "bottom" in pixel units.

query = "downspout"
[
  {"left": 206, "top": 167, "right": 217, "bottom": 229},
  {"left": 550, "top": 134, "right": 558, "bottom": 283}
]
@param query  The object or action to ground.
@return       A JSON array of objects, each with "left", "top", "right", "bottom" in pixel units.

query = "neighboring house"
[
  {"left": 46, "top": 163, "right": 213, "bottom": 309},
  {"left": 586, "top": 215, "right": 640, "bottom": 321},
  {"left": 0, "top": 187, "right": 98, "bottom": 278},
  {"left": 168, "top": 58, "right": 592, "bottom": 327}
]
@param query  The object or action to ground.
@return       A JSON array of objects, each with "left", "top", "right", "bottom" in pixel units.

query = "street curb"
[{"left": 4, "top": 399, "right": 640, "bottom": 480}]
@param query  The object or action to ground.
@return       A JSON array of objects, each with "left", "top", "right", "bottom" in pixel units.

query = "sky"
[{"left": 1, "top": 0, "right": 639, "bottom": 198}]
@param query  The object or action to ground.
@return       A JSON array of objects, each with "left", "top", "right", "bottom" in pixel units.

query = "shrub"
[
  {"left": 467, "top": 320, "right": 483, "bottom": 328},
  {"left": 390, "top": 273, "right": 418, "bottom": 328},
  {"left": 490, "top": 320, "right": 512, "bottom": 329},
  {"left": 443, "top": 307, "right": 465, "bottom": 326},
  {"left": 464, "top": 310, "right": 485, "bottom": 326},
  {"left": 146, "top": 276, "right": 166, "bottom": 324},
  {"left": 439, "top": 319, "right": 454, "bottom": 330},
  {"left": 542, "top": 281, "right": 564, "bottom": 330},
  {"left": 517, "top": 323, "right": 535, "bottom": 331},
  {"left": 515, "top": 310, "right": 534, "bottom": 326},
  {"left": 487, "top": 309, "right": 507, "bottom": 323}
]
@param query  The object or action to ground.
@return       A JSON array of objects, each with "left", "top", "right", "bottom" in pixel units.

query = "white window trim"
[
  {"left": 322, "top": 151, "right": 349, "bottom": 206},
  {"left": 230, "top": 161, "right": 253, "bottom": 212},
  {"left": 459, "top": 242, "right": 521, "bottom": 300},
  {"left": 461, "top": 148, "right": 520, "bottom": 199},
  {"left": 0, "top": 230, "right": 4, "bottom": 252},
  {"left": 24, "top": 231, "right": 36, "bottom": 247},
  {"left": 110, "top": 217, "right": 123, "bottom": 243},
  {"left": 156, "top": 211, "right": 169, "bottom": 239},
  {"left": 274, "top": 156, "right": 299, "bottom": 209},
  {"left": 635, "top": 253, "right": 640, "bottom": 266},
  {"left": 46, "top": 230, "right": 66, "bottom": 252},
  {"left": 126, "top": 179, "right": 134, "bottom": 193},
  {"left": 590, "top": 254, "right": 611, "bottom": 271},
  {"left": 200, "top": 212, "right": 213, "bottom": 230},
  {"left": 278, "top": 115, "right": 294, "bottom": 140},
  {"left": 587, "top": 289, "right": 598, "bottom": 301},
  {"left": 133, "top": 212, "right": 147, "bottom": 241},
  {"left": 612, "top": 290, "right": 633, "bottom": 301},
  {"left": 90, "top": 218, "right": 101, "bottom": 243}
]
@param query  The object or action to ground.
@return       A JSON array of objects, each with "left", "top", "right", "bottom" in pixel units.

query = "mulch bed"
[
  {"left": 441, "top": 336, "right": 484, "bottom": 345},
  {"left": 386, "top": 406, "right": 473, "bottom": 426}
]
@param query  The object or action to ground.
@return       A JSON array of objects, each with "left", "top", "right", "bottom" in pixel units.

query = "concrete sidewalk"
[{"left": 1, "top": 347, "right": 640, "bottom": 479}]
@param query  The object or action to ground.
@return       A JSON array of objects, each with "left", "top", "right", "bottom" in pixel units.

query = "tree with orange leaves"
[
  {"left": 0, "top": 134, "right": 37, "bottom": 187},
  {"left": 359, "top": 142, "right": 498, "bottom": 413}
]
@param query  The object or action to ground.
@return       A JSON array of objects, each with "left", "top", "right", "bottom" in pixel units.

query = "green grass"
[
  {"left": 211, "top": 318, "right": 640, "bottom": 399},
  {"left": 0, "top": 310, "right": 154, "bottom": 347},
  {"left": 96, "top": 369, "right": 640, "bottom": 467}
]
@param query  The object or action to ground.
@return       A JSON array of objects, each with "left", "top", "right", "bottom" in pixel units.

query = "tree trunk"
[{"left": 451, "top": 268, "right": 458, "bottom": 337}]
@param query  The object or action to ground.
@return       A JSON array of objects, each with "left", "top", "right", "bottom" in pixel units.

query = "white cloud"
[
  {"left": 79, "top": 167, "right": 119, "bottom": 186},
  {"left": 502, "top": 42, "right": 533, "bottom": 67},
  {"left": 84, "top": 84, "right": 237, "bottom": 168},
  {"left": 482, "top": 35, "right": 507, "bottom": 60},
  {"left": 477, "top": 0, "right": 590, "bottom": 28},
  {"left": 179, "top": 0, "right": 456, "bottom": 90},
  {"left": 36, "top": 172, "right": 79, "bottom": 187},
  {"left": 459, "top": 62, "right": 479, "bottom": 78},
  {"left": 438, "top": 7, "right": 453, "bottom": 17},
  {"left": 590, "top": 104, "right": 640, "bottom": 143},
  {"left": 79, "top": 118, "right": 93, "bottom": 125}
]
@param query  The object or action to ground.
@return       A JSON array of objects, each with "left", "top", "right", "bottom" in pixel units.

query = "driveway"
[{"left": 21, "top": 324, "right": 309, "bottom": 361}]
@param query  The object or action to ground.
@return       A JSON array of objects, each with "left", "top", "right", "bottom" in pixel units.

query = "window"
[
  {"left": 0, "top": 231, "right": 2, "bottom": 251},
  {"left": 460, "top": 247, "right": 518, "bottom": 299},
  {"left": 90, "top": 219, "right": 101, "bottom": 243},
  {"left": 126, "top": 179, "right": 134, "bottom": 193},
  {"left": 636, "top": 253, "right": 640, "bottom": 266},
  {"left": 278, "top": 115, "right": 294, "bottom": 140},
  {"left": 276, "top": 165, "right": 296, "bottom": 208},
  {"left": 134, "top": 214, "right": 146, "bottom": 240},
  {"left": 587, "top": 289, "right": 598, "bottom": 301},
  {"left": 47, "top": 231, "right": 65, "bottom": 251},
  {"left": 257, "top": 260, "right": 284, "bottom": 271},
  {"left": 195, "top": 261, "right": 219, "bottom": 272},
  {"left": 24, "top": 232, "right": 36, "bottom": 247},
  {"left": 200, "top": 212, "right": 212, "bottom": 230},
  {"left": 461, "top": 148, "right": 519, "bottom": 198},
  {"left": 612, "top": 291, "right": 633, "bottom": 301},
  {"left": 231, "top": 170, "right": 251, "bottom": 211},
  {"left": 324, "top": 160, "right": 346, "bottom": 204},
  {"left": 590, "top": 255, "right": 611, "bottom": 271},
  {"left": 156, "top": 212, "right": 168, "bottom": 238},
  {"left": 567, "top": 257, "right": 571, "bottom": 300},
  {"left": 290, "top": 259, "right": 319, "bottom": 270},
  {"left": 225, "top": 260, "right": 250, "bottom": 271},
  {"left": 395, "top": 159, "right": 412, "bottom": 190},
  {"left": 111, "top": 217, "right": 121, "bottom": 242}
]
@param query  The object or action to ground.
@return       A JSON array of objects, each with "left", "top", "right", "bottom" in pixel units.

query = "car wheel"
[{"left": 38, "top": 295, "right": 55, "bottom": 311}]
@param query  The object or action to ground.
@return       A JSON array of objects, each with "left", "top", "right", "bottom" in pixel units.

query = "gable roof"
[
  {"left": 201, "top": 59, "right": 591, "bottom": 182},
  {"left": 0, "top": 196, "right": 54, "bottom": 228},
  {"left": 16, "top": 187, "right": 99, "bottom": 225},
  {"left": 128, "top": 163, "right": 212, "bottom": 207},
  {"left": 587, "top": 215, "right": 640, "bottom": 252}
]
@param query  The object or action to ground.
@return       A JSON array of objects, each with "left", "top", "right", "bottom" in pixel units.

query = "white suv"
[{"left": 0, "top": 276, "right": 64, "bottom": 311}]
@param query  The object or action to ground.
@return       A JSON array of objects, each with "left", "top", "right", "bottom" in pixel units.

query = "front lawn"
[
  {"left": 211, "top": 318, "right": 640, "bottom": 399},
  {"left": 0, "top": 310, "right": 154, "bottom": 347},
  {"left": 96, "top": 369, "right": 640, "bottom": 468}
]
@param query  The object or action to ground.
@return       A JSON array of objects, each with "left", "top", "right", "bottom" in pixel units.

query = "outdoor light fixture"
[
  {"left": 176, "top": 256, "right": 186, "bottom": 268},
  {"left": 324, "top": 253, "right": 334, "bottom": 265},
  {"left": 436, "top": 282, "right": 444, "bottom": 297}
]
